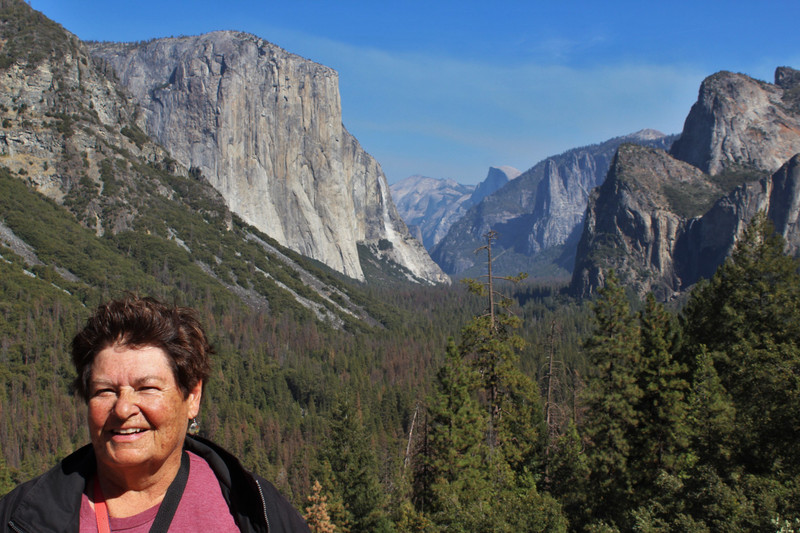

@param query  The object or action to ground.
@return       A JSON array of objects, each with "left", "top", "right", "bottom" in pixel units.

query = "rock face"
[
  {"left": 572, "top": 68, "right": 800, "bottom": 299},
  {"left": 390, "top": 166, "right": 518, "bottom": 251},
  {"left": 570, "top": 144, "right": 717, "bottom": 299},
  {"left": 670, "top": 69, "right": 800, "bottom": 175},
  {"left": 679, "top": 154, "right": 800, "bottom": 283},
  {"left": 431, "top": 130, "right": 674, "bottom": 278},
  {"left": 0, "top": 2, "right": 177, "bottom": 234},
  {"left": 88, "top": 32, "right": 448, "bottom": 284},
  {"left": 469, "top": 166, "right": 520, "bottom": 205}
]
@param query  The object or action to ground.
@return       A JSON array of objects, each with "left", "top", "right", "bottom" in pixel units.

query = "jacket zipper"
[
  {"left": 254, "top": 478, "right": 271, "bottom": 533},
  {"left": 8, "top": 520, "right": 25, "bottom": 533}
]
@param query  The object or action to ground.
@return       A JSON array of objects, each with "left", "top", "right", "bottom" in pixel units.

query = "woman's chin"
[{"left": 95, "top": 437, "right": 161, "bottom": 469}]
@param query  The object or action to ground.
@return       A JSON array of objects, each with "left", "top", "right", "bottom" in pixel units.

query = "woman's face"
[{"left": 88, "top": 344, "right": 201, "bottom": 478}]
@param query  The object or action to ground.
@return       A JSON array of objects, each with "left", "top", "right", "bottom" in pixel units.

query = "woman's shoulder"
[
  {"left": 0, "top": 445, "right": 95, "bottom": 532},
  {"left": 184, "top": 437, "right": 310, "bottom": 533}
]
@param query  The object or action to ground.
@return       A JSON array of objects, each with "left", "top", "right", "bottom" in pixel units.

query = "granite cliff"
[
  {"left": 88, "top": 32, "right": 448, "bottom": 284},
  {"left": 571, "top": 67, "right": 800, "bottom": 299},
  {"left": 670, "top": 68, "right": 800, "bottom": 175},
  {"left": 571, "top": 144, "right": 720, "bottom": 299}
]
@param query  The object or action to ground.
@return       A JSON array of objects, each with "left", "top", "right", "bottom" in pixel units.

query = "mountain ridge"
[
  {"left": 429, "top": 129, "right": 676, "bottom": 278},
  {"left": 0, "top": 0, "right": 409, "bottom": 328}
]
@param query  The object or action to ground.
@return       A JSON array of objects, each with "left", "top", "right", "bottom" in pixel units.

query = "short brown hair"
[{"left": 71, "top": 296, "right": 212, "bottom": 402}]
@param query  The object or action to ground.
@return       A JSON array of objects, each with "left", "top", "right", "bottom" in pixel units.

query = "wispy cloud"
[{"left": 274, "top": 32, "right": 705, "bottom": 181}]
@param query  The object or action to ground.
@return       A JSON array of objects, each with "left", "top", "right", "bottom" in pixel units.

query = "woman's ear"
[{"left": 187, "top": 380, "right": 203, "bottom": 419}]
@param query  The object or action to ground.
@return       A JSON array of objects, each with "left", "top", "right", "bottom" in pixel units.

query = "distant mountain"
[
  {"left": 571, "top": 67, "right": 800, "bottom": 299},
  {"left": 88, "top": 31, "right": 448, "bottom": 285},
  {"left": 390, "top": 166, "right": 519, "bottom": 250},
  {"left": 430, "top": 130, "right": 676, "bottom": 278}
]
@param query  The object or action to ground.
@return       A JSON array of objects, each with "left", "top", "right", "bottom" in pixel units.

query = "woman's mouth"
[{"left": 112, "top": 428, "right": 146, "bottom": 435}]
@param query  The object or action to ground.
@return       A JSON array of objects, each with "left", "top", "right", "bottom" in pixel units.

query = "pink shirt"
[{"left": 80, "top": 451, "right": 240, "bottom": 532}]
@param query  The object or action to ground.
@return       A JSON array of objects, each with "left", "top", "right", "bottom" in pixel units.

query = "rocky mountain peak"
[
  {"left": 670, "top": 69, "right": 800, "bottom": 175},
  {"left": 389, "top": 166, "right": 518, "bottom": 251},
  {"left": 430, "top": 131, "right": 674, "bottom": 278},
  {"left": 470, "top": 166, "right": 520, "bottom": 204},
  {"left": 627, "top": 128, "right": 666, "bottom": 141},
  {"left": 570, "top": 144, "right": 711, "bottom": 299}
]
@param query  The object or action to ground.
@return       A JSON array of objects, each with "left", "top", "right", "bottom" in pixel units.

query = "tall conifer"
[
  {"left": 634, "top": 294, "right": 692, "bottom": 485},
  {"left": 581, "top": 271, "right": 643, "bottom": 528}
]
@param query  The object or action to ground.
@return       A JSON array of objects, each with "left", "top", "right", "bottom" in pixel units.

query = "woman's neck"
[{"left": 94, "top": 453, "right": 182, "bottom": 518}]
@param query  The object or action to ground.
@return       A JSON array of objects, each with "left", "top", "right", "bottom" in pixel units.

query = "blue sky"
[{"left": 28, "top": 0, "right": 800, "bottom": 184}]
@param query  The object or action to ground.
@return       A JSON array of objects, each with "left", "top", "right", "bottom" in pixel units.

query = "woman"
[{"left": 0, "top": 296, "right": 310, "bottom": 532}]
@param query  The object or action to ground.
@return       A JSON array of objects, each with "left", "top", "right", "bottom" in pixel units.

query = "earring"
[{"left": 188, "top": 418, "right": 200, "bottom": 436}]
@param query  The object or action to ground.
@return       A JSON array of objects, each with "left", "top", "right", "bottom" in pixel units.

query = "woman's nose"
[{"left": 113, "top": 389, "right": 140, "bottom": 418}]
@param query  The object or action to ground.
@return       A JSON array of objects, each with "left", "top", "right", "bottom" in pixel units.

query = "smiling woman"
[{"left": 0, "top": 296, "right": 310, "bottom": 533}]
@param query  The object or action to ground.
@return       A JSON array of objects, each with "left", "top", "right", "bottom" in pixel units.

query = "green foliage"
[
  {"left": 0, "top": 0, "right": 71, "bottom": 70},
  {"left": 677, "top": 212, "right": 800, "bottom": 529},
  {"left": 579, "top": 271, "right": 644, "bottom": 527},
  {"left": 707, "top": 164, "right": 766, "bottom": 193},
  {"left": 632, "top": 294, "right": 693, "bottom": 484},
  {"left": 554, "top": 213, "right": 800, "bottom": 531},
  {"left": 419, "top": 339, "right": 488, "bottom": 527},
  {"left": 662, "top": 182, "right": 720, "bottom": 219},
  {"left": 315, "top": 397, "right": 392, "bottom": 533},
  {"left": 120, "top": 124, "right": 150, "bottom": 149}
]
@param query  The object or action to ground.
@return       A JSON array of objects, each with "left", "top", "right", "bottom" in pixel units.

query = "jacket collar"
[{"left": 9, "top": 444, "right": 95, "bottom": 533}]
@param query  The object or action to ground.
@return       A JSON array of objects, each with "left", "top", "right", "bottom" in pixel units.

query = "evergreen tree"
[
  {"left": 415, "top": 231, "right": 565, "bottom": 532},
  {"left": 581, "top": 271, "right": 643, "bottom": 528},
  {"left": 317, "top": 397, "right": 391, "bottom": 533},
  {"left": 421, "top": 338, "right": 490, "bottom": 531},
  {"left": 621, "top": 295, "right": 697, "bottom": 531},
  {"left": 305, "top": 479, "right": 337, "bottom": 533},
  {"left": 632, "top": 294, "right": 692, "bottom": 491},
  {"left": 682, "top": 213, "right": 800, "bottom": 474},
  {"left": 546, "top": 421, "right": 591, "bottom": 526}
]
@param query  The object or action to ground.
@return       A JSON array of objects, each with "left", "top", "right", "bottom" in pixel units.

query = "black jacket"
[{"left": 0, "top": 436, "right": 310, "bottom": 533}]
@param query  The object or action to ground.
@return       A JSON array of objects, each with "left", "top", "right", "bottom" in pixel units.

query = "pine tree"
[
  {"left": 415, "top": 231, "right": 564, "bottom": 531},
  {"left": 580, "top": 270, "right": 643, "bottom": 528},
  {"left": 422, "top": 339, "right": 492, "bottom": 531},
  {"left": 682, "top": 212, "right": 800, "bottom": 474},
  {"left": 624, "top": 294, "right": 696, "bottom": 530},
  {"left": 305, "top": 479, "right": 337, "bottom": 533},
  {"left": 546, "top": 421, "right": 591, "bottom": 526},
  {"left": 633, "top": 294, "right": 692, "bottom": 487},
  {"left": 317, "top": 397, "right": 391, "bottom": 533},
  {"left": 460, "top": 231, "right": 544, "bottom": 474}
]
